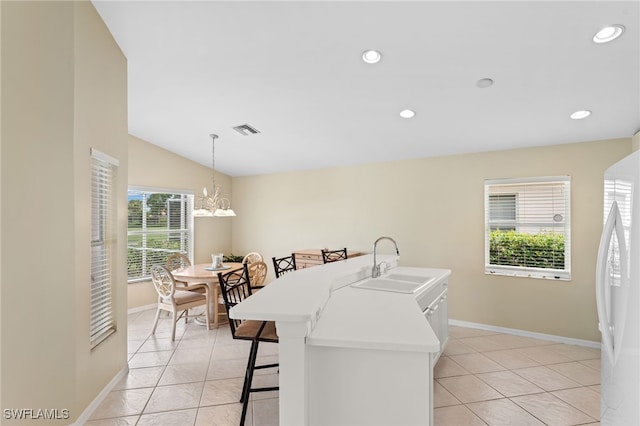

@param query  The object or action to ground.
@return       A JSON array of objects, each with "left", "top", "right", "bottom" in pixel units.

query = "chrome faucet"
[{"left": 372, "top": 236, "right": 400, "bottom": 278}]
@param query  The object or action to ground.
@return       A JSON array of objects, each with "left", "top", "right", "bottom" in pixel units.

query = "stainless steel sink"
[{"left": 351, "top": 278, "right": 425, "bottom": 294}]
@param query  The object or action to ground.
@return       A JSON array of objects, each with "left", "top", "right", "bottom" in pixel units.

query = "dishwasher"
[{"left": 416, "top": 280, "right": 449, "bottom": 363}]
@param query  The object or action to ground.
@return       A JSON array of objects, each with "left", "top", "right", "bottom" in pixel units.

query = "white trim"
[
  {"left": 449, "top": 319, "right": 600, "bottom": 349},
  {"left": 72, "top": 366, "right": 129, "bottom": 425},
  {"left": 90, "top": 147, "right": 119, "bottom": 167},
  {"left": 128, "top": 304, "right": 157, "bottom": 314},
  {"left": 485, "top": 265, "right": 571, "bottom": 281},
  {"left": 129, "top": 185, "right": 194, "bottom": 196},
  {"left": 484, "top": 175, "right": 570, "bottom": 186}
]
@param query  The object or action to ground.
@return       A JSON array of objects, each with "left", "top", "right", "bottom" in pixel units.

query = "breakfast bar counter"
[{"left": 230, "top": 254, "right": 451, "bottom": 425}]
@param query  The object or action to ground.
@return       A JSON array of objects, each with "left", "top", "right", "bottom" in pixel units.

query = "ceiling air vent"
[{"left": 232, "top": 123, "right": 260, "bottom": 136}]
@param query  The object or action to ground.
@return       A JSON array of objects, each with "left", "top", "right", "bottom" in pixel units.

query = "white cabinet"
[
  {"left": 308, "top": 345, "right": 432, "bottom": 425},
  {"left": 307, "top": 271, "right": 449, "bottom": 426},
  {"left": 417, "top": 280, "right": 449, "bottom": 362}
]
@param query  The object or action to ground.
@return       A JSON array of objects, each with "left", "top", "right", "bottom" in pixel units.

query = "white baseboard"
[
  {"left": 128, "top": 304, "right": 156, "bottom": 314},
  {"left": 72, "top": 365, "right": 129, "bottom": 425},
  {"left": 449, "top": 319, "right": 600, "bottom": 349}
]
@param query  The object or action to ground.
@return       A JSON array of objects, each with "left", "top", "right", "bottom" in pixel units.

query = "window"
[
  {"left": 90, "top": 149, "right": 118, "bottom": 348},
  {"left": 127, "top": 187, "right": 194, "bottom": 282},
  {"left": 484, "top": 176, "right": 571, "bottom": 280},
  {"left": 488, "top": 194, "right": 516, "bottom": 230}
]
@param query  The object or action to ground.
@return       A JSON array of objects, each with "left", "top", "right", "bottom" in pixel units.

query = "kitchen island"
[{"left": 230, "top": 254, "right": 451, "bottom": 425}]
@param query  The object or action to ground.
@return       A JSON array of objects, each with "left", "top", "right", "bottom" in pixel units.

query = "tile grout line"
[{"left": 436, "top": 329, "right": 601, "bottom": 425}]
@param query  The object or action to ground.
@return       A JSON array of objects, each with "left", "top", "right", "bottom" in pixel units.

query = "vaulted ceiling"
[{"left": 93, "top": 1, "right": 639, "bottom": 176}]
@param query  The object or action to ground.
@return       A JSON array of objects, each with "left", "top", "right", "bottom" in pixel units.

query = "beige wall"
[
  {"left": 0, "top": 0, "right": 3, "bottom": 411},
  {"left": 127, "top": 135, "right": 233, "bottom": 308},
  {"left": 232, "top": 138, "right": 633, "bottom": 342},
  {"left": 1, "top": 2, "right": 128, "bottom": 423}
]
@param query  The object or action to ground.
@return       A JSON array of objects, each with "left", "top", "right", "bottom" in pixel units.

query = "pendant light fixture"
[{"left": 193, "top": 134, "right": 236, "bottom": 217}]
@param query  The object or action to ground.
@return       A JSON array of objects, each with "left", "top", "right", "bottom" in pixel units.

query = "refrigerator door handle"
[{"left": 596, "top": 201, "right": 627, "bottom": 364}]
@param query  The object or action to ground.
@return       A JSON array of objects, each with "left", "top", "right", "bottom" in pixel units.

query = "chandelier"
[{"left": 193, "top": 134, "right": 236, "bottom": 217}]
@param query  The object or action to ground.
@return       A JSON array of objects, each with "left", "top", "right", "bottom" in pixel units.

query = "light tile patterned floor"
[
  {"left": 88, "top": 311, "right": 600, "bottom": 425},
  {"left": 435, "top": 326, "right": 600, "bottom": 426},
  {"left": 87, "top": 309, "right": 279, "bottom": 425}
]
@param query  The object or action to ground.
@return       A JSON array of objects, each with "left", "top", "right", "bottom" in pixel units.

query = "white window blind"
[
  {"left": 484, "top": 176, "right": 571, "bottom": 280},
  {"left": 127, "top": 187, "right": 194, "bottom": 282},
  {"left": 90, "top": 149, "right": 118, "bottom": 348}
]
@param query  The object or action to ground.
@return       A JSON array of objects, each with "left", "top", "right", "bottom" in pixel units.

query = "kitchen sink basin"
[
  {"left": 351, "top": 278, "right": 425, "bottom": 294},
  {"left": 384, "top": 273, "right": 434, "bottom": 285}
]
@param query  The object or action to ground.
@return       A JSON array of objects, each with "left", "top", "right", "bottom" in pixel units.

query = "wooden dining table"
[{"left": 172, "top": 262, "right": 243, "bottom": 328}]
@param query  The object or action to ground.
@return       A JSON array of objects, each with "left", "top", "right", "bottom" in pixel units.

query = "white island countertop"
[
  {"left": 307, "top": 265, "right": 450, "bottom": 353},
  {"left": 230, "top": 255, "right": 450, "bottom": 352},
  {"left": 230, "top": 254, "right": 392, "bottom": 323}
]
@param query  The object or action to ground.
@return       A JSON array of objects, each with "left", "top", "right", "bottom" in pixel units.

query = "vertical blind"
[
  {"left": 90, "top": 148, "right": 118, "bottom": 348},
  {"left": 484, "top": 176, "right": 571, "bottom": 280},
  {"left": 127, "top": 188, "right": 194, "bottom": 282}
]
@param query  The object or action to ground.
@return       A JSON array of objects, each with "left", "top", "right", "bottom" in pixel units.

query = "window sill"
[
  {"left": 128, "top": 277, "right": 152, "bottom": 284},
  {"left": 485, "top": 266, "right": 570, "bottom": 281}
]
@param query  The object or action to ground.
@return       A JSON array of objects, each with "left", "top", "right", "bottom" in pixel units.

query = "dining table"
[{"left": 172, "top": 262, "right": 244, "bottom": 328}]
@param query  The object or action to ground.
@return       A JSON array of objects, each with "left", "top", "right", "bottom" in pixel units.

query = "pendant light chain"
[{"left": 210, "top": 134, "right": 218, "bottom": 189}]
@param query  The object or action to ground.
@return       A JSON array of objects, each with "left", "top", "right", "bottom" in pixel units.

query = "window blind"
[
  {"left": 90, "top": 149, "right": 118, "bottom": 348},
  {"left": 484, "top": 176, "right": 571, "bottom": 280},
  {"left": 127, "top": 187, "right": 194, "bottom": 282}
]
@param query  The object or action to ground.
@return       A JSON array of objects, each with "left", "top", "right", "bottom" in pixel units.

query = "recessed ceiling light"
[
  {"left": 570, "top": 110, "right": 591, "bottom": 120},
  {"left": 476, "top": 78, "right": 494, "bottom": 88},
  {"left": 399, "top": 109, "right": 416, "bottom": 119},
  {"left": 362, "top": 49, "right": 382, "bottom": 64},
  {"left": 593, "top": 25, "right": 625, "bottom": 43}
]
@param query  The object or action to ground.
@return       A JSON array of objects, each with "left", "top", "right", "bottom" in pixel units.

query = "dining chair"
[
  {"left": 149, "top": 264, "right": 211, "bottom": 341},
  {"left": 322, "top": 247, "right": 348, "bottom": 264},
  {"left": 217, "top": 265, "right": 279, "bottom": 425},
  {"left": 272, "top": 254, "right": 297, "bottom": 278},
  {"left": 166, "top": 253, "right": 190, "bottom": 271},
  {"left": 165, "top": 253, "right": 206, "bottom": 294},
  {"left": 248, "top": 260, "right": 268, "bottom": 290},
  {"left": 242, "top": 251, "right": 264, "bottom": 264}
]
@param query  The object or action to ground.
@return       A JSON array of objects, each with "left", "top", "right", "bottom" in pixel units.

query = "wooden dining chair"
[
  {"left": 166, "top": 253, "right": 191, "bottom": 271},
  {"left": 217, "top": 265, "right": 279, "bottom": 425},
  {"left": 242, "top": 251, "right": 263, "bottom": 264},
  {"left": 272, "top": 254, "right": 297, "bottom": 278},
  {"left": 165, "top": 253, "right": 206, "bottom": 294},
  {"left": 322, "top": 247, "right": 348, "bottom": 264},
  {"left": 149, "top": 264, "right": 211, "bottom": 341},
  {"left": 247, "top": 260, "right": 268, "bottom": 290}
]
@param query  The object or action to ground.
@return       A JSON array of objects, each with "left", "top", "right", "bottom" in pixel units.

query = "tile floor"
[
  {"left": 87, "top": 309, "right": 279, "bottom": 425},
  {"left": 435, "top": 326, "right": 600, "bottom": 426},
  {"left": 88, "top": 310, "right": 601, "bottom": 425}
]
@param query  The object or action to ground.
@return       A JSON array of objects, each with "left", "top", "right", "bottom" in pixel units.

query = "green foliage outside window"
[
  {"left": 127, "top": 233, "right": 185, "bottom": 278},
  {"left": 127, "top": 192, "right": 189, "bottom": 280},
  {"left": 489, "top": 230, "right": 565, "bottom": 269}
]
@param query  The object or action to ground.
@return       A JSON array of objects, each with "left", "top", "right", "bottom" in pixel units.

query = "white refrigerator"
[{"left": 596, "top": 150, "right": 640, "bottom": 425}]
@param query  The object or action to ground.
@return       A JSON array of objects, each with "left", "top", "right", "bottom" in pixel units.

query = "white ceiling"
[{"left": 92, "top": 1, "right": 640, "bottom": 177}]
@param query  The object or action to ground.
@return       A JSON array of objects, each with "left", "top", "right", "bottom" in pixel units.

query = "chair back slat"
[
  {"left": 166, "top": 253, "right": 191, "bottom": 272},
  {"left": 272, "top": 254, "right": 297, "bottom": 278},
  {"left": 248, "top": 261, "right": 268, "bottom": 288},
  {"left": 242, "top": 252, "right": 264, "bottom": 264},
  {"left": 322, "top": 248, "right": 348, "bottom": 264},
  {"left": 218, "top": 264, "right": 252, "bottom": 336},
  {"left": 151, "top": 264, "right": 176, "bottom": 299}
]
